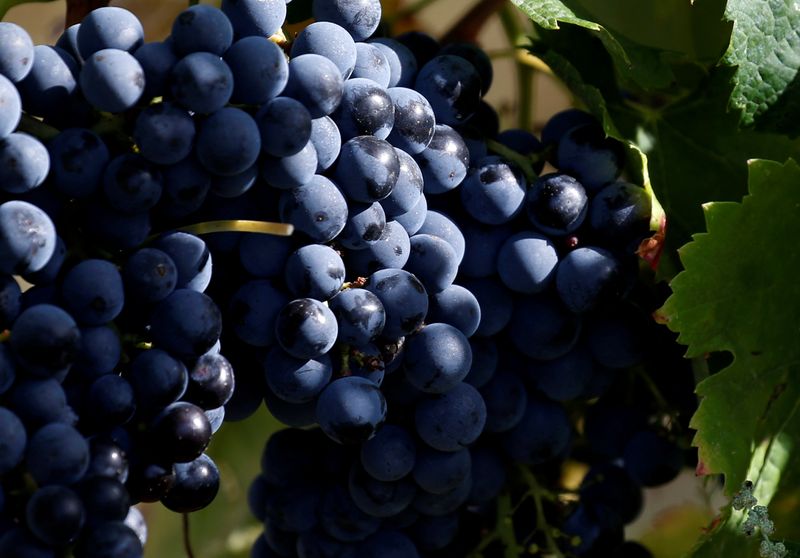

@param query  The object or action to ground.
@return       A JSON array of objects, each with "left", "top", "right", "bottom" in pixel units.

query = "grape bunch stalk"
[{"left": 0, "top": 0, "right": 698, "bottom": 557}]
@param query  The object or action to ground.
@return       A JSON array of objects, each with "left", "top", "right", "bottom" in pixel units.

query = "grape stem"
[
  {"left": 499, "top": 5, "right": 535, "bottom": 130},
  {"left": 148, "top": 220, "right": 294, "bottom": 243},
  {"left": 17, "top": 115, "right": 61, "bottom": 142},
  {"left": 518, "top": 466, "right": 566, "bottom": 558},
  {"left": 485, "top": 138, "right": 544, "bottom": 182},
  {"left": 632, "top": 367, "right": 682, "bottom": 433},
  {"left": 182, "top": 513, "right": 195, "bottom": 558},
  {"left": 66, "top": 0, "right": 109, "bottom": 27}
]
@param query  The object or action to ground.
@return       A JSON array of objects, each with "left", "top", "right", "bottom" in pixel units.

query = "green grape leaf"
[
  {"left": 627, "top": 68, "right": 800, "bottom": 259},
  {"left": 510, "top": 0, "right": 677, "bottom": 90},
  {"left": 527, "top": 19, "right": 800, "bottom": 266},
  {"left": 689, "top": 427, "right": 800, "bottom": 556},
  {"left": 723, "top": 0, "right": 800, "bottom": 134},
  {"left": 658, "top": 157, "right": 800, "bottom": 498}
]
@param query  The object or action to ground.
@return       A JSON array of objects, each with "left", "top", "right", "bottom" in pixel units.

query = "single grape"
[
  {"left": 26, "top": 486, "right": 85, "bottom": 547},
  {"left": 0, "top": 132, "right": 50, "bottom": 194},
  {"left": 333, "top": 78, "right": 395, "bottom": 141},
  {"left": 496, "top": 231, "right": 559, "bottom": 294},
  {"left": 61, "top": 259, "right": 125, "bottom": 326},
  {"left": 80, "top": 48, "right": 145, "bottom": 113},
  {"left": 17, "top": 45, "right": 78, "bottom": 119},
  {"left": 221, "top": 0, "right": 287, "bottom": 39},
  {"left": 316, "top": 376, "right": 386, "bottom": 444},
  {"left": 282, "top": 53, "right": 344, "bottom": 118},
  {"left": 360, "top": 424, "right": 416, "bottom": 482},
  {"left": 364, "top": 268, "right": 427, "bottom": 339},
  {"left": 555, "top": 246, "right": 622, "bottom": 313},
  {"left": 102, "top": 153, "right": 163, "bottom": 214},
  {"left": 291, "top": 21, "right": 358, "bottom": 79},
  {"left": 150, "top": 401, "right": 212, "bottom": 463},
  {"left": 170, "top": 4, "right": 233, "bottom": 56},
  {"left": 414, "top": 382, "right": 486, "bottom": 451},
  {"left": 556, "top": 122, "right": 626, "bottom": 192},
  {"left": 404, "top": 323, "right": 472, "bottom": 393},
  {"left": 274, "top": 297, "right": 338, "bottom": 360},
  {"left": 0, "top": 74, "right": 21, "bottom": 138},
  {"left": 313, "top": 0, "right": 382, "bottom": 41},
  {"left": 170, "top": 52, "right": 233, "bottom": 114},
  {"left": 133, "top": 102, "right": 195, "bottom": 166},
  {"left": 526, "top": 172, "right": 589, "bottom": 236},
  {"left": 414, "top": 124, "right": 470, "bottom": 194},
  {"left": 77, "top": 6, "right": 144, "bottom": 58},
  {"left": 0, "top": 407, "right": 26, "bottom": 474},
  {"left": 224, "top": 36, "right": 288, "bottom": 105},
  {"left": 161, "top": 453, "right": 220, "bottom": 513},
  {"left": 285, "top": 244, "right": 345, "bottom": 301},
  {"left": 329, "top": 288, "right": 386, "bottom": 346},
  {"left": 412, "top": 446, "right": 471, "bottom": 494},
  {"left": 386, "top": 87, "right": 435, "bottom": 155},
  {"left": 460, "top": 155, "right": 526, "bottom": 225},
  {"left": 257, "top": 96, "right": 312, "bottom": 157},
  {"left": 263, "top": 346, "right": 332, "bottom": 404},
  {"left": 335, "top": 135, "right": 400, "bottom": 202},
  {"left": 10, "top": 303, "right": 81, "bottom": 378},
  {"left": 369, "top": 38, "right": 417, "bottom": 88},
  {"left": 26, "top": 422, "right": 90, "bottom": 486},
  {"left": 352, "top": 42, "right": 391, "bottom": 87},
  {"left": 278, "top": 175, "right": 349, "bottom": 242},
  {"left": 47, "top": 128, "right": 109, "bottom": 198},
  {"left": 415, "top": 55, "right": 482, "bottom": 126},
  {"left": 195, "top": 107, "right": 261, "bottom": 177},
  {"left": 0, "top": 22, "right": 35, "bottom": 82},
  {"left": 133, "top": 41, "right": 178, "bottom": 102}
]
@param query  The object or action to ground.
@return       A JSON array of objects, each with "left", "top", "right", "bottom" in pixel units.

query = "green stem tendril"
[
  {"left": 17, "top": 115, "right": 61, "bottom": 142},
  {"left": 632, "top": 367, "right": 682, "bottom": 431},
  {"left": 467, "top": 494, "right": 506, "bottom": 557},
  {"left": 182, "top": 513, "right": 195, "bottom": 558},
  {"left": 339, "top": 344, "right": 352, "bottom": 377},
  {"left": 519, "top": 466, "right": 565, "bottom": 558},
  {"left": 156, "top": 220, "right": 295, "bottom": 241},
  {"left": 498, "top": 5, "right": 534, "bottom": 131},
  {"left": 485, "top": 138, "right": 540, "bottom": 182},
  {"left": 497, "top": 491, "right": 525, "bottom": 558}
]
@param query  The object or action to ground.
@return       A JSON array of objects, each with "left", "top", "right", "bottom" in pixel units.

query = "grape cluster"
[{"left": 0, "top": 0, "right": 697, "bottom": 557}]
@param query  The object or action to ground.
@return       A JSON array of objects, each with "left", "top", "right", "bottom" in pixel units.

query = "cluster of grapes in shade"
[{"left": 0, "top": 0, "right": 698, "bottom": 556}]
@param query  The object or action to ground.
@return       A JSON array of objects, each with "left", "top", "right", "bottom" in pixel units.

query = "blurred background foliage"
[{"left": 0, "top": 1, "right": 727, "bottom": 557}]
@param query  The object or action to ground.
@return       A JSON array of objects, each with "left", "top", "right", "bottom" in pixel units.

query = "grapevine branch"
[
  {"left": 440, "top": 0, "right": 507, "bottom": 44},
  {"left": 66, "top": 0, "right": 109, "bottom": 27},
  {"left": 518, "top": 466, "right": 565, "bottom": 558},
  {"left": 386, "top": 0, "right": 444, "bottom": 26}
]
